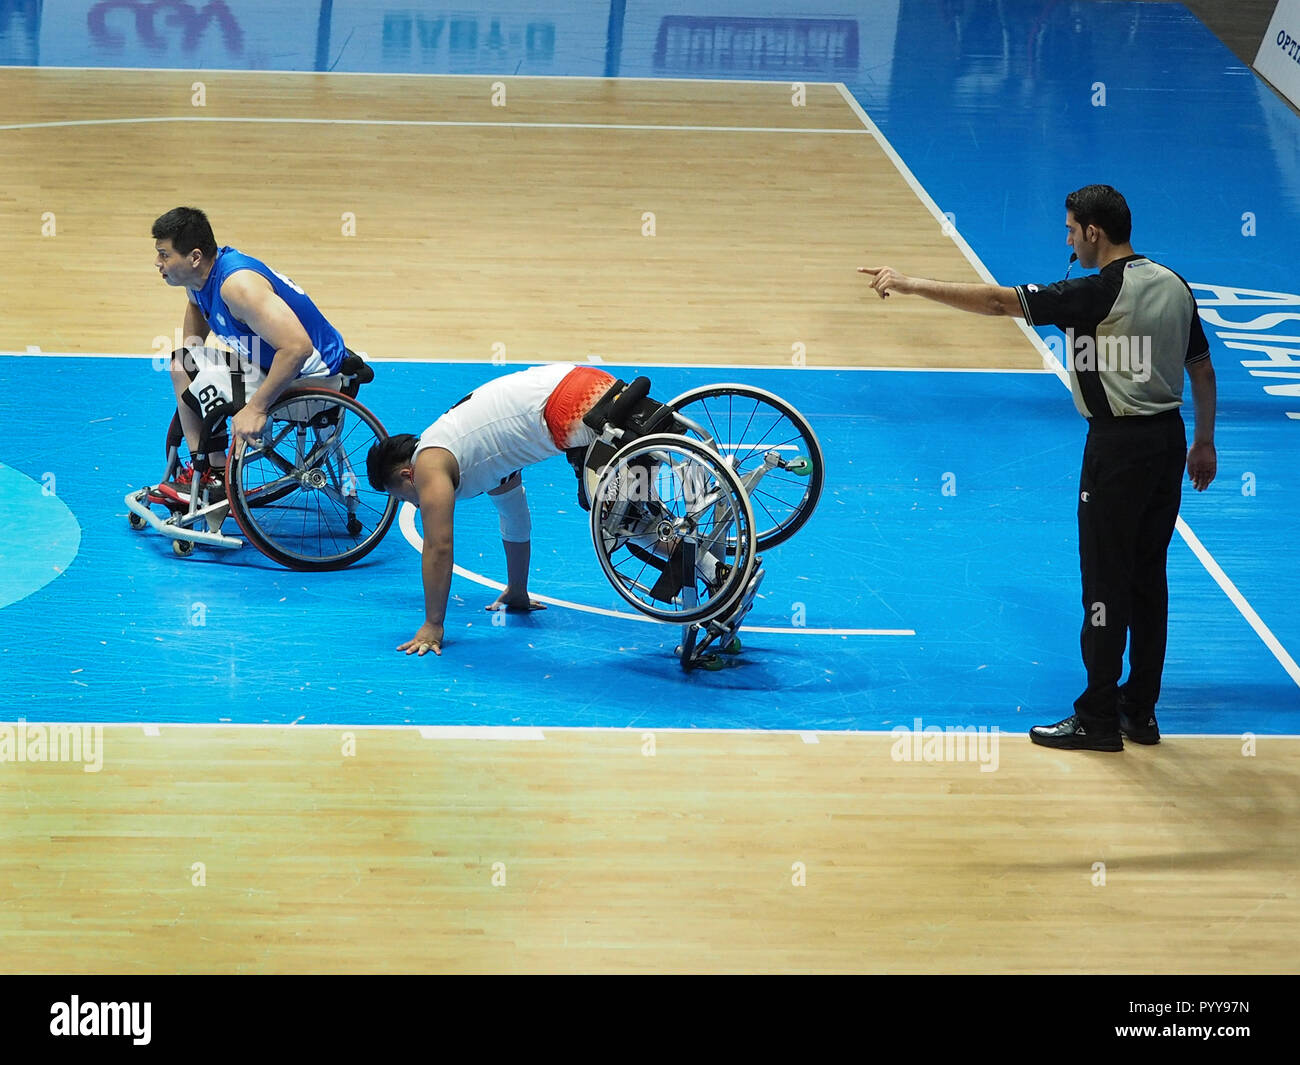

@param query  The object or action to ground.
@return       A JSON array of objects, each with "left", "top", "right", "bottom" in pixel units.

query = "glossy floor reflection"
[{"left": 1, "top": 0, "right": 1296, "bottom": 731}]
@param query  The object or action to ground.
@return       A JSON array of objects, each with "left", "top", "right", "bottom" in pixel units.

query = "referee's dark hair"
[
  {"left": 1065, "top": 185, "right": 1132, "bottom": 244},
  {"left": 367, "top": 433, "right": 419, "bottom": 492},
  {"left": 152, "top": 206, "right": 219, "bottom": 259}
]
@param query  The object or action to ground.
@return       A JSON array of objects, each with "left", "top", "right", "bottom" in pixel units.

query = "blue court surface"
[
  {"left": 0, "top": 355, "right": 1295, "bottom": 733},
  {"left": 2, "top": 0, "right": 1298, "bottom": 733}
]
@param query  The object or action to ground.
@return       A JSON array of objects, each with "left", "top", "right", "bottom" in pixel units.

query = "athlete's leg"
[{"left": 169, "top": 346, "right": 207, "bottom": 456}]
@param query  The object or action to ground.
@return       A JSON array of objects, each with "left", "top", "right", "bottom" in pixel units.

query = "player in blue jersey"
[{"left": 150, "top": 206, "right": 351, "bottom": 503}]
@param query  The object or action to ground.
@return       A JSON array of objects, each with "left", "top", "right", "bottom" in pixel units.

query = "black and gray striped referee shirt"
[{"left": 1015, "top": 255, "right": 1211, "bottom": 421}]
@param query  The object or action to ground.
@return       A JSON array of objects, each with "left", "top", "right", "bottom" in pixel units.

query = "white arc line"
[
  {"left": 834, "top": 82, "right": 1300, "bottom": 689},
  {"left": 398, "top": 504, "right": 912, "bottom": 637}
]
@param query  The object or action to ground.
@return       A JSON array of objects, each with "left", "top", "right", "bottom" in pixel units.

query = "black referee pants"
[{"left": 1073, "top": 410, "right": 1187, "bottom": 732}]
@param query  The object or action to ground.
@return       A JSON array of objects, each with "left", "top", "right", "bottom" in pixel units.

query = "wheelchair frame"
[
  {"left": 579, "top": 376, "right": 823, "bottom": 671},
  {"left": 124, "top": 352, "right": 398, "bottom": 571}
]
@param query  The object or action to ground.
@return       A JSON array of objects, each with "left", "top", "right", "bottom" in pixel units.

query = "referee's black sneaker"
[
  {"left": 1118, "top": 706, "right": 1161, "bottom": 745},
  {"left": 1029, "top": 714, "right": 1123, "bottom": 752}
]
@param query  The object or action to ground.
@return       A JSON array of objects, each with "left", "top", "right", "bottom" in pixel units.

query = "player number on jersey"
[{"left": 271, "top": 269, "right": 306, "bottom": 296}]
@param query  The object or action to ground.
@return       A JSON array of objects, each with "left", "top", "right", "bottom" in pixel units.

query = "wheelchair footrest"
[
  {"left": 677, "top": 560, "right": 765, "bottom": 670},
  {"left": 124, "top": 488, "right": 244, "bottom": 551}
]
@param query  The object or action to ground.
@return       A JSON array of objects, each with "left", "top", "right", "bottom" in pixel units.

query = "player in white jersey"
[{"left": 367, "top": 363, "right": 617, "bottom": 657}]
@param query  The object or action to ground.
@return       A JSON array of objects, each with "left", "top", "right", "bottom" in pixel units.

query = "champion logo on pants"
[{"left": 1081, "top": 491, "right": 1091, "bottom": 503}]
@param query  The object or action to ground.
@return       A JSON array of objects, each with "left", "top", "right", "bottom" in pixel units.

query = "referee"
[{"left": 859, "top": 184, "right": 1217, "bottom": 752}]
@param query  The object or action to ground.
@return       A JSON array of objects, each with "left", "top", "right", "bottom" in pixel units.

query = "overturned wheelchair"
[
  {"left": 576, "top": 377, "right": 823, "bottom": 671},
  {"left": 124, "top": 351, "right": 397, "bottom": 570}
]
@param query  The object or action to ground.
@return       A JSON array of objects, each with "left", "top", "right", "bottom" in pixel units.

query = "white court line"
[
  {"left": 1177, "top": 517, "right": 1300, "bottom": 686},
  {"left": 419, "top": 726, "right": 544, "bottom": 741},
  {"left": 834, "top": 85, "right": 1070, "bottom": 388},
  {"left": 14, "top": 721, "right": 1300, "bottom": 740},
  {"left": 399, "top": 504, "right": 913, "bottom": 637},
  {"left": 0, "top": 65, "right": 842, "bottom": 87},
  {"left": 0, "top": 351, "right": 1050, "bottom": 373},
  {"left": 0, "top": 115, "right": 868, "bottom": 135},
  {"left": 835, "top": 82, "right": 1300, "bottom": 690},
  {"left": 10, "top": 88, "right": 1280, "bottom": 671},
  {"left": 379, "top": 361, "right": 1046, "bottom": 373}
]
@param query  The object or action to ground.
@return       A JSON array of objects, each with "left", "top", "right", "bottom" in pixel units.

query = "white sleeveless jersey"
[{"left": 414, "top": 363, "right": 574, "bottom": 499}]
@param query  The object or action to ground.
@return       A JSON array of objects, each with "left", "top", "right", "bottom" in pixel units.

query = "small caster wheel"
[
  {"left": 128, "top": 512, "right": 148, "bottom": 530},
  {"left": 172, "top": 539, "right": 195, "bottom": 557},
  {"left": 720, "top": 637, "right": 742, "bottom": 655},
  {"left": 699, "top": 655, "right": 726, "bottom": 671}
]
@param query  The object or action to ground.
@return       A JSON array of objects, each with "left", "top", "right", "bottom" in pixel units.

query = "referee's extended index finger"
[{"left": 857, "top": 266, "right": 882, "bottom": 275}]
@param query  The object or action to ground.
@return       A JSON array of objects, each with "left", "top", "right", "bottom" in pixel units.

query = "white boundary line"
[
  {"left": 365, "top": 360, "right": 1050, "bottom": 373},
  {"left": 4, "top": 721, "right": 1296, "bottom": 740},
  {"left": 834, "top": 82, "right": 1300, "bottom": 691},
  {"left": 2, "top": 79, "right": 1288, "bottom": 691},
  {"left": 0, "top": 115, "right": 869, "bottom": 135},
  {"left": 0, "top": 66, "right": 842, "bottom": 86},
  {"left": 834, "top": 85, "right": 1069, "bottom": 387},
  {"left": 419, "top": 725, "right": 544, "bottom": 740},
  {"left": 0, "top": 351, "right": 1049, "bottom": 373},
  {"left": 398, "top": 504, "right": 913, "bottom": 637},
  {"left": 1176, "top": 517, "right": 1300, "bottom": 685}
]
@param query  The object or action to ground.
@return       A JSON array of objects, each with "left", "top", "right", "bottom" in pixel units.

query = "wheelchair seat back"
[
  {"left": 575, "top": 376, "right": 677, "bottom": 511},
  {"left": 582, "top": 376, "right": 675, "bottom": 437},
  {"left": 339, "top": 351, "right": 374, "bottom": 398}
]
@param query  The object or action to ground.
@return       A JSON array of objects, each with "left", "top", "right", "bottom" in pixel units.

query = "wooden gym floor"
[{"left": 0, "top": 69, "right": 1294, "bottom": 974}]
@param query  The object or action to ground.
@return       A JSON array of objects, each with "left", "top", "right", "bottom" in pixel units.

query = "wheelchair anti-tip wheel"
[
  {"left": 663, "top": 384, "right": 824, "bottom": 551},
  {"left": 225, "top": 387, "right": 397, "bottom": 571},
  {"left": 590, "top": 433, "right": 757, "bottom": 624}
]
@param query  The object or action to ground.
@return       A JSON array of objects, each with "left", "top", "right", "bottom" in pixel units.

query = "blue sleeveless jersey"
[{"left": 189, "top": 247, "right": 346, "bottom": 373}]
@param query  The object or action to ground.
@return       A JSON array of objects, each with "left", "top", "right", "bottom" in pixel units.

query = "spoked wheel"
[
  {"left": 590, "top": 434, "right": 757, "bottom": 623},
  {"left": 226, "top": 387, "right": 398, "bottom": 571},
  {"left": 663, "top": 384, "right": 823, "bottom": 551}
]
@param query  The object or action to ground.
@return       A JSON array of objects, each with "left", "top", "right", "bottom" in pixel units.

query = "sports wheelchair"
[
  {"left": 576, "top": 376, "right": 823, "bottom": 671},
  {"left": 124, "top": 351, "right": 398, "bottom": 571}
]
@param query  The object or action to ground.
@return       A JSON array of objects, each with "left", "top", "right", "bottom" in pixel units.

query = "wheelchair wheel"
[
  {"left": 226, "top": 387, "right": 398, "bottom": 571},
  {"left": 590, "top": 434, "right": 757, "bottom": 623},
  {"left": 663, "top": 384, "right": 823, "bottom": 550}
]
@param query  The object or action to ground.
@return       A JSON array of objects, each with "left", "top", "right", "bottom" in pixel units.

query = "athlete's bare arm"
[
  {"left": 221, "top": 271, "right": 316, "bottom": 453},
  {"left": 399, "top": 448, "right": 459, "bottom": 657},
  {"left": 182, "top": 299, "right": 209, "bottom": 348}
]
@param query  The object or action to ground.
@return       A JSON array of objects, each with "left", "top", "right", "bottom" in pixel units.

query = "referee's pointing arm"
[{"left": 857, "top": 265, "right": 1024, "bottom": 317}]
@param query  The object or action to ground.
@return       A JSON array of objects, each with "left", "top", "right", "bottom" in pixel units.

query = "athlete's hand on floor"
[{"left": 399, "top": 621, "right": 444, "bottom": 656}]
